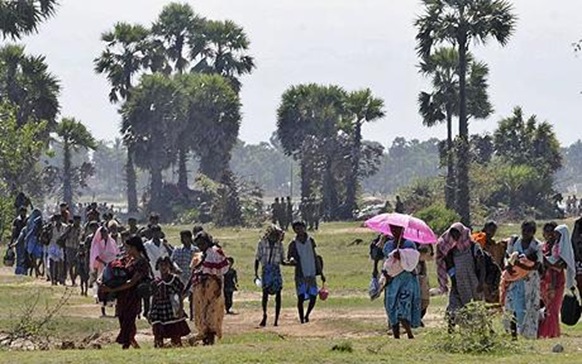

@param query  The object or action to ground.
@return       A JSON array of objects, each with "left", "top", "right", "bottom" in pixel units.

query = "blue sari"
[{"left": 383, "top": 239, "right": 422, "bottom": 328}]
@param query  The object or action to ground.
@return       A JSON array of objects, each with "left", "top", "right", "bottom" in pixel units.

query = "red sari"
[
  {"left": 538, "top": 241, "right": 566, "bottom": 338},
  {"left": 115, "top": 256, "right": 150, "bottom": 348}
]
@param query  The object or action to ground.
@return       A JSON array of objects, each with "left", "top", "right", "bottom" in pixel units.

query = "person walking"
[
  {"left": 504, "top": 221, "right": 542, "bottom": 339},
  {"left": 149, "top": 257, "right": 191, "bottom": 348},
  {"left": 255, "top": 226, "right": 286, "bottom": 327},
  {"left": 99, "top": 236, "right": 150, "bottom": 350},
  {"left": 191, "top": 232, "right": 230, "bottom": 345},
  {"left": 287, "top": 221, "right": 324, "bottom": 324},
  {"left": 171, "top": 230, "right": 199, "bottom": 321}
]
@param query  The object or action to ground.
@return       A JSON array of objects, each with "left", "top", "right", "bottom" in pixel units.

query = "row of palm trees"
[
  {"left": 94, "top": 2, "right": 255, "bottom": 214},
  {"left": 276, "top": 84, "right": 385, "bottom": 220}
]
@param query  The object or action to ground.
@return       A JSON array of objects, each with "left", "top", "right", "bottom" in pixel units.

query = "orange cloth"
[{"left": 472, "top": 232, "right": 487, "bottom": 248}]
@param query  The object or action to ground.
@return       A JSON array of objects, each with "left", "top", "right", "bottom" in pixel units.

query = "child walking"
[
  {"left": 224, "top": 257, "right": 238, "bottom": 315},
  {"left": 77, "top": 242, "right": 90, "bottom": 296},
  {"left": 149, "top": 257, "right": 191, "bottom": 348}
]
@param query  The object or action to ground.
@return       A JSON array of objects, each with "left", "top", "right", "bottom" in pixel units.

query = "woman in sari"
[
  {"left": 539, "top": 223, "right": 576, "bottom": 338},
  {"left": 99, "top": 236, "right": 150, "bottom": 349},
  {"left": 90, "top": 226, "right": 120, "bottom": 316},
  {"left": 381, "top": 225, "right": 421, "bottom": 339},
  {"left": 191, "top": 232, "right": 230, "bottom": 345},
  {"left": 504, "top": 220, "right": 542, "bottom": 339},
  {"left": 437, "top": 223, "right": 482, "bottom": 331}
]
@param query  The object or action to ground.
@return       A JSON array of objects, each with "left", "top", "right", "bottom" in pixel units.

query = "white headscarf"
[{"left": 553, "top": 225, "right": 577, "bottom": 290}]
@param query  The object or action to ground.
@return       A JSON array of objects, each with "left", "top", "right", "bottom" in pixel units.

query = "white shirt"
[{"left": 144, "top": 239, "right": 169, "bottom": 279}]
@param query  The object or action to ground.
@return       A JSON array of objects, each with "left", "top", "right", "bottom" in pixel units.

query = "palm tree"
[
  {"left": 344, "top": 89, "right": 385, "bottom": 219},
  {"left": 152, "top": 2, "right": 204, "bottom": 74},
  {"left": 54, "top": 118, "right": 97, "bottom": 211},
  {"left": 190, "top": 19, "right": 255, "bottom": 93},
  {"left": 0, "top": 0, "right": 58, "bottom": 39},
  {"left": 415, "top": 0, "right": 516, "bottom": 225},
  {"left": 121, "top": 74, "right": 187, "bottom": 215},
  {"left": 418, "top": 47, "right": 492, "bottom": 210},
  {"left": 0, "top": 44, "right": 60, "bottom": 129},
  {"left": 152, "top": 2, "right": 205, "bottom": 190},
  {"left": 277, "top": 84, "right": 346, "bottom": 218},
  {"left": 94, "top": 22, "right": 149, "bottom": 214},
  {"left": 178, "top": 73, "right": 241, "bottom": 181}
]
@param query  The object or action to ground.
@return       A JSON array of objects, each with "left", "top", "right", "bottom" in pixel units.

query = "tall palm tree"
[
  {"left": 152, "top": 2, "right": 204, "bottom": 74},
  {"left": 418, "top": 47, "right": 492, "bottom": 210},
  {"left": 277, "top": 84, "right": 346, "bottom": 218},
  {"left": 121, "top": 74, "right": 187, "bottom": 215},
  {"left": 178, "top": 73, "right": 241, "bottom": 181},
  {"left": 190, "top": 19, "right": 255, "bottom": 93},
  {"left": 94, "top": 22, "right": 149, "bottom": 214},
  {"left": 0, "top": 0, "right": 58, "bottom": 39},
  {"left": 344, "top": 89, "right": 385, "bottom": 219},
  {"left": 54, "top": 118, "right": 97, "bottom": 211},
  {"left": 152, "top": 2, "right": 205, "bottom": 191},
  {"left": 0, "top": 44, "right": 60, "bottom": 129},
  {"left": 415, "top": 0, "right": 516, "bottom": 225}
]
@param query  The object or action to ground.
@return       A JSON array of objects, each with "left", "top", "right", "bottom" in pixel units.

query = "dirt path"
[{"left": 1, "top": 266, "right": 444, "bottom": 346}]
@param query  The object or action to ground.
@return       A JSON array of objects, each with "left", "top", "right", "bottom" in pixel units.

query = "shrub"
[
  {"left": 416, "top": 203, "right": 460, "bottom": 235},
  {"left": 435, "top": 301, "right": 515, "bottom": 355}
]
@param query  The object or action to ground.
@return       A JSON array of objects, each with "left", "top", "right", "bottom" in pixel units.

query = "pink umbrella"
[{"left": 364, "top": 213, "right": 437, "bottom": 244}]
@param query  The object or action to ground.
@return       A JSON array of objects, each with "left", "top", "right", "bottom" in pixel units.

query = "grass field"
[{"left": 0, "top": 221, "right": 581, "bottom": 363}]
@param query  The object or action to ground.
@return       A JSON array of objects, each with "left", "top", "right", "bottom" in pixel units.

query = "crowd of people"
[
  {"left": 371, "top": 218, "right": 582, "bottom": 340},
  {"left": 4, "top": 197, "right": 327, "bottom": 349},
  {"left": 4, "top": 192, "right": 582, "bottom": 347}
]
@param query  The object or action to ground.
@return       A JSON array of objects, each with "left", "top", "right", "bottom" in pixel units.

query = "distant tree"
[
  {"left": 494, "top": 107, "right": 562, "bottom": 174},
  {"left": 53, "top": 118, "right": 97, "bottom": 211},
  {"left": 416, "top": 0, "right": 517, "bottom": 225},
  {"left": 178, "top": 73, "right": 241, "bottom": 181},
  {"left": 277, "top": 84, "right": 347, "bottom": 219},
  {"left": 121, "top": 74, "right": 187, "bottom": 215},
  {"left": 190, "top": 19, "right": 255, "bottom": 93},
  {"left": 491, "top": 107, "right": 562, "bottom": 216},
  {"left": 0, "top": 44, "right": 60, "bottom": 130},
  {"left": 418, "top": 47, "right": 492, "bottom": 209},
  {"left": 0, "top": 102, "right": 48, "bottom": 196},
  {"left": 152, "top": 2, "right": 204, "bottom": 74},
  {"left": 153, "top": 3, "right": 205, "bottom": 190},
  {"left": 0, "top": 0, "right": 58, "bottom": 39},
  {"left": 94, "top": 22, "right": 150, "bottom": 214},
  {"left": 343, "top": 88, "right": 385, "bottom": 219}
]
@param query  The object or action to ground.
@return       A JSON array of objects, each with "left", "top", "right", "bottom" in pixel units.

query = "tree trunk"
[
  {"left": 126, "top": 147, "right": 139, "bottom": 214},
  {"left": 300, "top": 158, "right": 311, "bottom": 200},
  {"left": 322, "top": 154, "right": 338, "bottom": 221},
  {"left": 457, "top": 38, "right": 471, "bottom": 226},
  {"left": 177, "top": 146, "right": 189, "bottom": 191},
  {"left": 445, "top": 108, "right": 456, "bottom": 210},
  {"left": 63, "top": 141, "right": 73, "bottom": 213},
  {"left": 150, "top": 167, "right": 163, "bottom": 215},
  {"left": 344, "top": 121, "right": 362, "bottom": 220},
  {"left": 199, "top": 152, "right": 226, "bottom": 181}
]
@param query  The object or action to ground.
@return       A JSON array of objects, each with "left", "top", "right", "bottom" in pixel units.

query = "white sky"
[{"left": 17, "top": 0, "right": 582, "bottom": 147}]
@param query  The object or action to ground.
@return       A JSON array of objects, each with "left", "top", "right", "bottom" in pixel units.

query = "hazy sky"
[{"left": 18, "top": 0, "right": 582, "bottom": 148}]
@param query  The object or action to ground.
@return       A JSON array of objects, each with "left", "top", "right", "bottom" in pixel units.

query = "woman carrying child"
[{"left": 503, "top": 220, "right": 542, "bottom": 339}]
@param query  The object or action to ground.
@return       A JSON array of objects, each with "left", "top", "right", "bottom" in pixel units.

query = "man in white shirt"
[{"left": 144, "top": 225, "right": 168, "bottom": 279}]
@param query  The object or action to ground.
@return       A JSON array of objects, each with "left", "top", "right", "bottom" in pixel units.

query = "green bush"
[
  {"left": 416, "top": 203, "right": 460, "bottom": 235},
  {"left": 435, "top": 301, "right": 515, "bottom": 355}
]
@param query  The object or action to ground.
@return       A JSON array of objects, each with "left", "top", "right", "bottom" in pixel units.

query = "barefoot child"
[
  {"left": 224, "top": 257, "right": 238, "bottom": 314},
  {"left": 149, "top": 257, "right": 191, "bottom": 348},
  {"left": 77, "top": 242, "right": 90, "bottom": 296}
]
